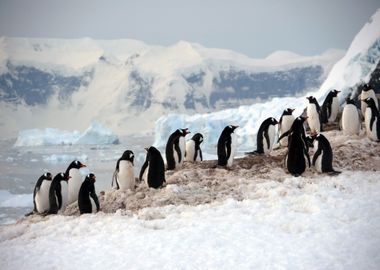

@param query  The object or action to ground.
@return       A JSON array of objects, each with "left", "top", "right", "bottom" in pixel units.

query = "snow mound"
[{"left": 14, "top": 121, "right": 119, "bottom": 147}]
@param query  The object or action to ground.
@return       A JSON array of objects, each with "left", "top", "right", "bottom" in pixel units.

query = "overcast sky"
[{"left": 0, "top": 0, "right": 379, "bottom": 58}]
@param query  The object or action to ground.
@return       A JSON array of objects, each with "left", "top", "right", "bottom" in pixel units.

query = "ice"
[
  {"left": 43, "top": 154, "right": 89, "bottom": 164},
  {"left": 0, "top": 190, "right": 32, "bottom": 208},
  {"left": 14, "top": 121, "right": 119, "bottom": 147}
]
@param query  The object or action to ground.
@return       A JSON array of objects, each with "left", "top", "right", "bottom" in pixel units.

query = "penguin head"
[
  {"left": 362, "top": 83, "right": 371, "bottom": 92},
  {"left": 270, "top": 118, "right": 278, "bottom": 125},
  {"left": 86, "top": 173, "right": 96, "bottom": 182},
  {"left": 305, "top": 135, "right": 315, "bottom": 147},
  {"left": 192, "top": 133, "right": 204, "bottom": 144},
  {"left": 54, "top": 172, "right": 70, "bottom": 182},
  {"left": 283, "top": 108, "right": 295, "bottom": 115},
  {"left": 121, "top": 150, "right": 134, "bottom": 165},
  {"left": 179, "top": 128, "right": 191, "bottom": 136},
  {"left": 345, "top": 97, "right": 356, "bottom": 105},
  {"left": 42, "top": 172, "right": 53, "bottom": 180},
  {"left": 306, "top": 96, "right": 317, "bottom": 103},
  {"left": 69, "top": 160, "right": 87, "bottom": 170},
  {"left": 332, "top": 89, "right": 341, "bottom": 96},
  {"left": 227, "top": 125, "right": 239, "bottom": 133}
]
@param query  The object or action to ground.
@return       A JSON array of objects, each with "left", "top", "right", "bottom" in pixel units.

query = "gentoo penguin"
[
  {"left": 341, "top": 97, "right": 361, "bottom": 135},
  {"left": 278, "top": 108, "right": 295, "bottom": 147},
  {"left": 66, "top": 160, "right": 86, "bottom": 205},
  {"left": 306, "top": 96, "right": 323, "bottom": 133},
  {"left": 217, "top": 125, "right": 238, "bottom": 167},
  {"left": 33, "top": 172, "right": 53, "bottom": 214},
  {"left": 246, "top": 118, "right": 278, "bottom": 155},
  {"left": 278, "top": 116, "right": 310, "bottom": 176},
  {"left": 309, "top": 134, "right": 340, "bottom": 175},
  {"left": 112, "top": 150, "right": 135, "bottom": 190},
  {"left": 48, "top": 173, "right": 70, "bottom": 214},
  {"left": 321, "top": 89, "right": 340, "bottom": 124},
  {"left": 78, "top": 173, "right": 100, "bottom": 214},
  {"left": 165, "top": 128, "right": 190, "bottom": 170},
  {"left": 363, "top": 97, "right": 380, "bottom": 141},
  {"left": 185, "top": 133, "right": 204, "bottom": 162},
  {"left": 139, "top": 146, "right": 166, "bottom": 188},
  {"left": 361, "top": 83, "right": 379, "bottom": 117}
]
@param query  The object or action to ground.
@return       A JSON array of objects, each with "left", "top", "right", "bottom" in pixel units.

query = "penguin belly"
[
  {"left": 279, "top": 116, "right": 295, "bottom": 147},
  {"left": 361, "top": 91, "right": 379, "bottom": 115},
  {"left": 265, "top": 125, "right": 276, "bottom": 153},
  {"left": 227, "top": 133, "right": 237, "bottom": 167},
  {"left": 342, "top": 105, "right": 360, "bottom": 135},
  {"left": 328, "top": 97, "right": 339, "bottom": 123},
  {"left": 59, "top": 181, "right": 69, "bottom": 212},
  {"left": 117, "top": 160, "right": 135, "bottom": 190},
  {"left": 313, "top": 141, "right": 323, "bottom": 173},
  {"left": 364, "top": 109, "right": 378, "bottom": 141},
  {"left": 307, "top": 104, "right": 321, "bottom": 133},
  {"left": 68, "top": 169, "right": 83, "bottom": 204},
  {"left": 143, "top": 165, "right": 150, "bottom": 186},
  {"left": 185, "top": 140, "right": 196, "bottom": 162},
  {"left": 179, "top": 137, "right": 186, "bottom": 166},
  {"left": 35, "top": 181, "right": 51, "bottom": 213}
]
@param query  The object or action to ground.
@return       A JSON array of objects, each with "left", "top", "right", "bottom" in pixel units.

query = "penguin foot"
[
  {"left": 245, "top": 150, "right": 263, "bottom": 155},
  {"left": 327, "top": 170, "right": 341, "bottom": 176},
  {"left": 24, "top": 211, "right": 36, "bottom": 217}
]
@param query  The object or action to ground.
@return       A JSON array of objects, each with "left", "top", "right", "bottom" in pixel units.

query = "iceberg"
[{"left": 14, "top": 121, "right": 119, "bottom": 147}]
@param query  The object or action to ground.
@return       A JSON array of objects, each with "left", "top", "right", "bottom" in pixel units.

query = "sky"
[{"left": 0, "top": 0, "right": 379, "bottom": 58}]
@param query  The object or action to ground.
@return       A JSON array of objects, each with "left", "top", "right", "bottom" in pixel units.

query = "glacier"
[
  {"left": 154, "top": 9, "right": 380, "bottom": 151},
  {"left": 14, "top": 121, "right": 119, "bottom": 147}
]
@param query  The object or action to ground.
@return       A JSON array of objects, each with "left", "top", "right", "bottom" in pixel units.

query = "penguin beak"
[
  {"left": 68, "top": 176, "right": 72, "bottom": 180},
  {"left": 290, "top": 109, "right": 295, "bottom": 112},
  {"left": 80, "top": 164, "right": 86, "bottom": 168}
]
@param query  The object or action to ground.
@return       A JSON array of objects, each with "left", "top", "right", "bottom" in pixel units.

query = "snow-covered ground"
[{"left": 0, "top": 128, "right": 379, "bottom": 270}]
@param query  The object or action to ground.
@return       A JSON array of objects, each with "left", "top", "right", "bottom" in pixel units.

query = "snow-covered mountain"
[
  {"left": 0, "top": 37, "right": 343, "bottom": 138},
  {"left": 154, "top": 9, "right": 380, "bottom": 150}
]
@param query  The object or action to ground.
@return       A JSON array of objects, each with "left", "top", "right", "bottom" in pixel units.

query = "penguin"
[
  {"left": 278, "top": 116, "right": 310, "bottom": 176},
  {"left": 306, "top": 96, "right": 323, "bottom": 133},
  {"left": 246, "top": 118, "right": 278, "bottom": 155},
  {"left": 48, "top": 172, "right": 70, "bottom": 214},
  {"left": 165, "top": 128, "right": 190, "bottom": 170},
  {"left": 361, "top": 83, "right": 379, "bottom": 117},
  {"left": 341, "top": 97, "right": 361, "bottom": 135},
  {"left": 66, "top": 160, "right": 86, "bottom": 205},
  {"left": 112, "top": 150, "right": 135, "bottom": 190},
  {"left": 33, "top": 172, "right": 53, "bottom": 214},
  {"left": 217, "top": 125, "right": 238, "bottom": 167},
  {"left": 363, "top": 97, "right": 380, "bottom": 141},
  {"left": 321, "top": 89, "right": 340, "bottom": 124},
  {"left": 78, "top": 173, "right": 100, "bottom": 214},
  {"left": 278, "top": 108, "right": 295, "bottom": 147},
  {"left": 309, "top": 134, "right": 340, "bottom": 175},
  {"left": 185, "top": 133, "right": 204, "bottom": 162},
  {"left": 139, "top": 146, "right": 166, "bottom": 188}
]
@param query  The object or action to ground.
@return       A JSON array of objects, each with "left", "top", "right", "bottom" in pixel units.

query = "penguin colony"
[{"left": 28, "top": 84, "right": 379, "bottom": 217}]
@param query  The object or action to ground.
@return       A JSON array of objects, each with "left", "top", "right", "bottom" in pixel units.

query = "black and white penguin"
[
  {"left": 341, "top": 97, "right": 361, "bottom": 135},
  {"left": 306, "top": 96, "right": 323, "bottom": 133},
  {"left": 33, "top": 172, "right": 53, "bottom": 214},
  {"left": 66, "top": 160, "right": 87, "bottom": 205},
  {"left": 78, "top": 173, "right": 100, "bottom": 214},
  {"left": 112, "top": 150, "right": 135, "bottom": 190},
  {"left": 309, "top": 134, "right": 340, "bottom": 175},
  {"left": 185, "top": 133, "right": 204, "bottom": 162},
  {"left": 321, "top": 89, "right": 340, "bottom": 124},
  {"left": 165, "top": 128, "right": 190, "bottom": 170},
  {"left": 48, "top": 172, "right": 70, "bottom": 214},
  {"left": 278, "top": 116, "right": 310, "bottom": 176},
  {"left": 246, "top": 118, "right": 278, "bottom": 155},
  {"left": 139, "top": 146, "right": 166, "bottom": 188},
  {"left": 217, "top": 125, "right": 238, "bottom": 167},
  {"left": 363, "top": 97, "right": 380, "bottom": 141},
  {"left": 361, "top": 83, "right": 379, "bottom": 117},
  {"left": 278, "top": 108, "right": 295, "bottom": 147}
]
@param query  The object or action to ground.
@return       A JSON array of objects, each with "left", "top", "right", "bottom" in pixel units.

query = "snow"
[
  {"left": 14, "top": 121, "right": 119, "bottom": 147},
  {"left": 0, "top": 170, "right": 379, "bottom": 270}
]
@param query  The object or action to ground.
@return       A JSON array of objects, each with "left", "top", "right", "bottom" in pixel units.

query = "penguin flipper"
[
  {"left": 245, "top": 150, "right": 262, "bottom": 155},
  {"left": 278, "top": 129, "right": 291, "bottom": 143},
  {"left": 264, "top": 130, "right": 270, "bottom": 151},
  {"left": 175, "top": 142, "right": 182, "bottom": 163},
  {"left": 139, "top": 160, "right": 148, "bottom": 182},
  {"left": 90, "top": 186, "right": 100, "bottom": 212},
  {"left": 312, "top": 148, "right": 322, "bottom": 166},
  {"left": 112, "top": 170, "right": 119, "bottom": 189}
]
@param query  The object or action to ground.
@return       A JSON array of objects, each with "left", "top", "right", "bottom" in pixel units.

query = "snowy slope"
[
  {"left": 0, "top": 37, "right": 343, "bottom": 138},
  {"left": 154, "top": 9, "right": 380, "bottom": 150}
]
